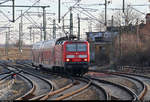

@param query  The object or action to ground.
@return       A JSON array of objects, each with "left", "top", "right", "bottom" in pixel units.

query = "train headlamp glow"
[
  {"left": 66, "top": 59, "right": 70, "bottom": 62},
  {"left": 79, "top": 55, "right": 87, "bottom": 58},
  {"left": 84, "top": 59, "right": 87, "bottom": 61},
  {"left": 66, "top": 55, "right": 75, "bottom": 58}
]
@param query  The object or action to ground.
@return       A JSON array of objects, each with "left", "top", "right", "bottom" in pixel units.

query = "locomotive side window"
[
  {"left": 77, "top": 44, "right": 87, "bottom": 52},
  {"left": 66, "top": 44, "right": 76, "bottom": 51}
]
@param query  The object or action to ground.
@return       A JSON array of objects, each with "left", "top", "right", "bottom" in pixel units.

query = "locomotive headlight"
[
  {"left": 66, "top": 55, "right": 75, "bottom": 58},
  {"left": 66, "top": 59, "right": 70, "bottom": 62},
  {"left": 79, "top": 55, "right": 87, "bottom": 58},
  {"left": 84, "top": 59, "right": 87, "bottom": 61}
]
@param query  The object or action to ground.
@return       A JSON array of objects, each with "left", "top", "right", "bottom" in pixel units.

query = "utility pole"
[
  {"left": 0, "top": 4, "right": 50, "bottom": 23},
  {"left": 53, "top": 19, "right": 56, "bottom": 39},
  {"left": 58, "top": 0, "right": 61, "bottom": 23},
  {"left": 62, "top": 17, "right": 65, "bottom": 32},
  {"left": 70, "top": 7, "right": 73, "bottom": 39},
  {"left": 123, "top": 0, "right": 125, "bottom": 13},
  {"left": 88, "top": 19, "right": 92, "bottom": 32},
  {"left": 12, "top": 0, "right": 15, "bottom": 22},
  {"left": 105, "top": 0, "right": 107, "bottom": 27},
  {"left": 0, "top": 27, "right": 11, "bottom": 57},
  {"left": 5, "top": 28, "right": 10, "bottom": 56},
  {"left": 19, "top": 10, "right": 23, "bottom": 52},
  {"left": 28, "top": 25, "right": 51, "bottom": 42},
  {"left": 43, "top": 7, "right": 47, "bottom": 40},
  {"left": 122, "top": 0, "right": 126, "bottom": 26},
  {"left": 119, "top": 24, "right": 122, "bottom": 59},
  {"left": 33, "top": 30, "right": 35, "bottom": 43},
  {"left": 110, "top": 15, "right": 114, "bottom": 67},
  {"left": 77, "top": 14, "right": 80, "bottom": 40},
  {"left": 136, "top": 18, "right": 140, "bottom": 49},
  {"left": 29, "top": 27, "right": 32, "bottom": 43},
  {"left": 40, "top": 23, "right": 43, "bottom": 41},
  {"left": 5, "top": 32, "right": 8, "bottom": 56}
]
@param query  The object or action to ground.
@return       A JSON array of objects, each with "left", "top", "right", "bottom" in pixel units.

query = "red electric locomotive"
[{"left": 31, "top": 37, "right": 90, "bottom": 75}]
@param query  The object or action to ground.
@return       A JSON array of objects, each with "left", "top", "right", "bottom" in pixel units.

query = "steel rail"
[
  {"left": 15, "top": 63, "right": 109, "bottom": 100},
  {"left": 40, "top": 83, "right": 74, "bottom": 100},
  {"left": 22, "top": 70, "right": 54, "bottom": 100},
  {"left": 0, "top": 63, "right": 35, "bottom": 100},
  {"left": 53, "top": 77, "right": 92, "bottom": 100},
  {"left": 16, "top": 73, "right": 36, "bottom": 100},
  {"left": 89, "top": 69, "right": 147, "bottom": 100},
  {"left": 14, "top": 63, "right": 84, "bottom": 100},
  {"left": 83, "top": 76, "right": 109, "bottom": 100},
  {"left": 1, "top": 63, "right": 54, "bottom": 100},
  {"left": 111, "top": 73, "right": 147, "bottom": 100},
  {"left": 87, "top": 75, "right": 138, "bottom": 101}
]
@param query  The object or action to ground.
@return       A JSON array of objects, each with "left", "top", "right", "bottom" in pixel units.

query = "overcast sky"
[{"left": 0, "top": 0, "right": 149, "bottom": 44}]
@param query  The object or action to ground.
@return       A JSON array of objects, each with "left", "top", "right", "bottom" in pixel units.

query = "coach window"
[{"left": 56, "top": 41, "right": 59, "bottom": 45}]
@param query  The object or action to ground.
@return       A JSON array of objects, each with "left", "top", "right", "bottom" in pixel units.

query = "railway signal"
[{"left": 11, "top": 73, "right": 16, "bottom": 79}]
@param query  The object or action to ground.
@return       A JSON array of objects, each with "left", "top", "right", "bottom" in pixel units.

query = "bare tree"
[
  {"left": 113, "top": 11, "right": 122, "bottom": 27},
  {"left": 14, "top": 40, "right": 25, "bottom": 48},
  {"left": 113, "top": 6, "right": 141, "bottom": 27},
  {"left": 94, "top": 12, "right": 105, "bottom": 32}
]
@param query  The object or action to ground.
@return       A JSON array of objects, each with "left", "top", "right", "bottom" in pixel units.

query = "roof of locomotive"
[{"left": 32, "top": 37, "right": 88, "bottom": 49}]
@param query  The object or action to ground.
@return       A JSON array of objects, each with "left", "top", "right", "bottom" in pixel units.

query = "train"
[{"left": 31, "top": 37, "right": 90, "bottom": 75}]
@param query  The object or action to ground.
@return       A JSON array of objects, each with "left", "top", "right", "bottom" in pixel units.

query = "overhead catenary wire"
[
  {"left": 14, "top": 0, "right": 41, "bottom": 22},
  {"left": 73, "top": 7, "right": 103, "bottom": 25},
  {"left": 0, "top": 10, "right": 11, "bottom": 21},
  {"left": 0, "top": 0, "right": 11, "bottom": 5},
  {"left": 77, "top": 5, "right": 104, "bottom": 24},
  {"left": 61, "top": 0, "right": 81, "bottom": 21},
  {"left": 26, "top": 13, "right": 41, "bottom": 28}
]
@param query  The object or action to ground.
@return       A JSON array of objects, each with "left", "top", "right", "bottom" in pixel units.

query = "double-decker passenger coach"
[{"left": 32, "top": 37, "right": 90, "bottom": 75}]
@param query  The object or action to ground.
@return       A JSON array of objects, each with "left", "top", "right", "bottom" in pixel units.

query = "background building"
[{"left": 86, "top": 30, "right": 118, "bottom": 65}]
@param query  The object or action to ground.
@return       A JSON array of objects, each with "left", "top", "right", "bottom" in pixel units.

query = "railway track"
[
  {"left": 1, "top": 61, "right": 143, "bottom": 100},
  {"left": 44, "top": 77, "right": 91, "bottom": 100},
  {"left": 89, "top": 69, "right": 148, "bottom": 101},
  {"left": 111, "top": 73, "right": 147, "bottom": 100},
  {"left": 12, "top": 62, "right": 109, "bottom": 100},
  {"left": 0, "top": 70, "right": 32, "bottom": 100},
  {"left": 14, "top": 62, "right": 138, "bottom": 100},
  {"left": 86, "top": 75, "right": 138, "bottom": 100},
  {"left": 0, "top": 72, "right": 15, "bottom": 91},
  {"left": 41, "top": 76, "right": 109, "bottom": 100},
  {"left": 113, "top": 72, "right": 150, "bottom": 101},
  {"left": 0, "top": 63, "right": 54, "bottom": 100}
]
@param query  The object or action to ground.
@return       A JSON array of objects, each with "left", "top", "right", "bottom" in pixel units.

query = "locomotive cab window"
[
  {"left": 77, "top": 44, "right": 87, "bottom": 52},
  {"left": 66, "top": 43, "right": 87, "bottom": 52}
]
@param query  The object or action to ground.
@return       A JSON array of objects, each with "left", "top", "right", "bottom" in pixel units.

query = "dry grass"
[{"left": 0, "top": 47, "right": 31, "bottom": 60}]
